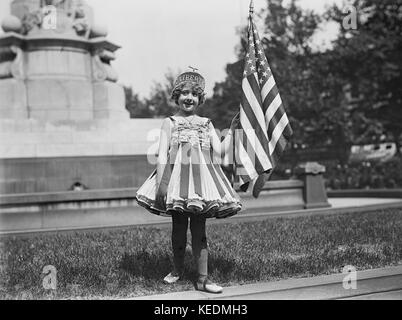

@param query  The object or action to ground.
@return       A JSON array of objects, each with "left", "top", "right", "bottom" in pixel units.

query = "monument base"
[
  {"left": 0, "top": 79, "right": 28, "bottom": 118},
  {"left": 0, "top": 118, "right": 163, "bottom": 194},
  {"left": 0, "top": 155, "right": 155, "bottom": 194}
]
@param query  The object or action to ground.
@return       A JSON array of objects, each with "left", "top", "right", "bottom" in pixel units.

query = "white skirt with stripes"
[{"left": 135, "top": 142, "right": 242, "bottom": 219}]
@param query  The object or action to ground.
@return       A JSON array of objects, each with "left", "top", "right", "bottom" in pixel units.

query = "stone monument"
[{"left": 0, "top": 0, "right": 162, "bottom": 195}]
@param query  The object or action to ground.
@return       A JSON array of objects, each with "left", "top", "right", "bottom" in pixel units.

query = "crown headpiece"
[{"left": 173, "top": 67, "right": 205, "bottom": 92}]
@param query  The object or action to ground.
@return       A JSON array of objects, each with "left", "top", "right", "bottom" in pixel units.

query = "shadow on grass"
[
  {"left": 119, "top": 248, "right": 241, "bottom": 283},
  {"left": 208, "top": 255, "right": 238, "bottom": 281},
  {"left": 119, "top": 250, "right": 172, "bottom": 280}
]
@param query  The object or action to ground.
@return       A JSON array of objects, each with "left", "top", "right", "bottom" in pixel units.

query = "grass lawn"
[{"left": 1, "top": 208, "right": 402, "bottom": 300}]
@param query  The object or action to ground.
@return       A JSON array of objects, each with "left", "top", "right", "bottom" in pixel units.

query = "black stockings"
[{"left": 171, "top": 212, "right": 208, "bottom": 280}]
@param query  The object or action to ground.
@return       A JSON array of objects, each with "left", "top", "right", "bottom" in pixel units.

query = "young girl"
[{"left": 136, "top": 70, "right": 241, "bottom": 294}]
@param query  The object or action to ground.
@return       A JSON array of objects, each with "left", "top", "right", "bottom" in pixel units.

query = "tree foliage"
[
  {"left": 144, "top": 70, "right": 179, "bottom": 118},
  {"left": 326, "top": 0, "right": 402, "bottom": 150},
  {"left": 125, "top": 70, "right": 180, "bottom": 118},
  {"left": 124, "top": 86, "right": 150, "bottom": 118},
  {"left": 126, "top": 0, "right": 401, "bottom": 157},
  {"left": 202, "top": 0, "right": 402, "bottom": 156}
]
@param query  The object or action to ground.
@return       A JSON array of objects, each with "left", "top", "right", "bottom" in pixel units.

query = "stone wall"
[
  {"left": 0, "top": 118, "right": 163, "bottom": 194},
  {"left": 0, "top": 155, "right": 154, "bottom": 194}
]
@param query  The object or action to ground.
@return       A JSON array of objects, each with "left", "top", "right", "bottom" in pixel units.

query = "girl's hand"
[{"left": 230, "top": 113, "right": 240, "bottom": 133}]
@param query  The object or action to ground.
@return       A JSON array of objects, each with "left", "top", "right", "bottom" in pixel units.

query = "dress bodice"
[{"left": 170, "top": 116, "right": 211, "bottom": 150}]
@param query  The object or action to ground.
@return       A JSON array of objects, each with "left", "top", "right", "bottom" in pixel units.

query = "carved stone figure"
[
  {"left": 0, "top": 46, "right": 24, "bottom": 79},
  {"left": 14, "top": 0, "right": 91, "bottom": 37},
  {"left": 92, "top": 48, "right": 118, "bottom": 82},
  {"left": 72, "top": 6, "right": 90, "bottom": 37},
  {"left": 40, "top": 0, "right": 73, "bottom": 12},
  {"left": 21, "top": 9, "right": 43, "bottom": 34}
]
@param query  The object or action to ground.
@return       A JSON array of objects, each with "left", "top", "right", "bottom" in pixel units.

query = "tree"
[
  {"left": 124, "top": 86, "right": 150, "bottom": 118},
  {"left": 144, "top": 69, "right": 180, "bottom": 118},
  {"left": 203, "top": 0, "right": 402, "bottom": 163},
  {"left": 203, "top": 0, "right": 343, "bottom": 149},
  {"left": 199, "top": 60, "right": 244, "bottom": 130},
  {"left": 326, "top": 0, "right": 402, "bottom": 151},
  {"left": 125, "top": 69, "right": 182, "bottom": 118}
]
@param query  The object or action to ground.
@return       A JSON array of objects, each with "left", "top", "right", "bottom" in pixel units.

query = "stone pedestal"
[
  {"left": 295, "top": 162, "right": 331, "bottom": 209},
  {"left": 0, "top": 33, "right": 125, "bottom": 121},
  {"left": 0, "top": 0, "right": 151, "bottom": 195}
]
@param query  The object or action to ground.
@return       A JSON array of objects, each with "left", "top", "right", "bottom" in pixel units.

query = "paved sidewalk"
[
  {"left": 131, "top": 265, "right": 402, "bottom": 300},
  {"left": 328, "top": 197, "right": 402, "bottom": 208}
]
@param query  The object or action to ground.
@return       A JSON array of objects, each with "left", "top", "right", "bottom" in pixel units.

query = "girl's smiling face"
[{"left": 177, "top": 84, "right": 200, "bottom": 115}]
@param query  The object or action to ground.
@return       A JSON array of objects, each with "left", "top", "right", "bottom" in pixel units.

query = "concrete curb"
[
  {"left": 130, "top": 265, "right": 402, "bottom": 300},
  {"left": 2, "top": 199, "right": 402, "bottom": 237}
]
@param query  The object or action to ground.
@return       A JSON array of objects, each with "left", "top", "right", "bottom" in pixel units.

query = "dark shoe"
[{"left": 196, "top": 278, "right": 223, "bottom": 294}]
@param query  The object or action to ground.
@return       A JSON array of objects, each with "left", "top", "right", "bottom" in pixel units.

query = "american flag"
[{"left": 233, "top": 9, "right": 293, "bottom": 190}]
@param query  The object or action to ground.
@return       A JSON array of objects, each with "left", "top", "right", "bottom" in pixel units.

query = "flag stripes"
[
  {"left": 233, "top": 12, "right": 293, "bottom": 189},
  {"left": 239, "top": 107, "right": 272, "bottom": 173}
]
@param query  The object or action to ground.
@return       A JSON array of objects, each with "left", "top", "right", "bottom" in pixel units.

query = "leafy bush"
[{"left": 324, "top": 156, "right": 402, "bottom": 189}]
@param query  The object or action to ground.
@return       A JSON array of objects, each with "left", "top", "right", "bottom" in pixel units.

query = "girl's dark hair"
[{"left": 171, "top": 82, "right": 206, "bottom": 106}]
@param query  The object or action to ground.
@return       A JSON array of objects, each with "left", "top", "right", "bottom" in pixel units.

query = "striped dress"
[{"left": 135, "top": 116, "right": 242, "bottom": 219}]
